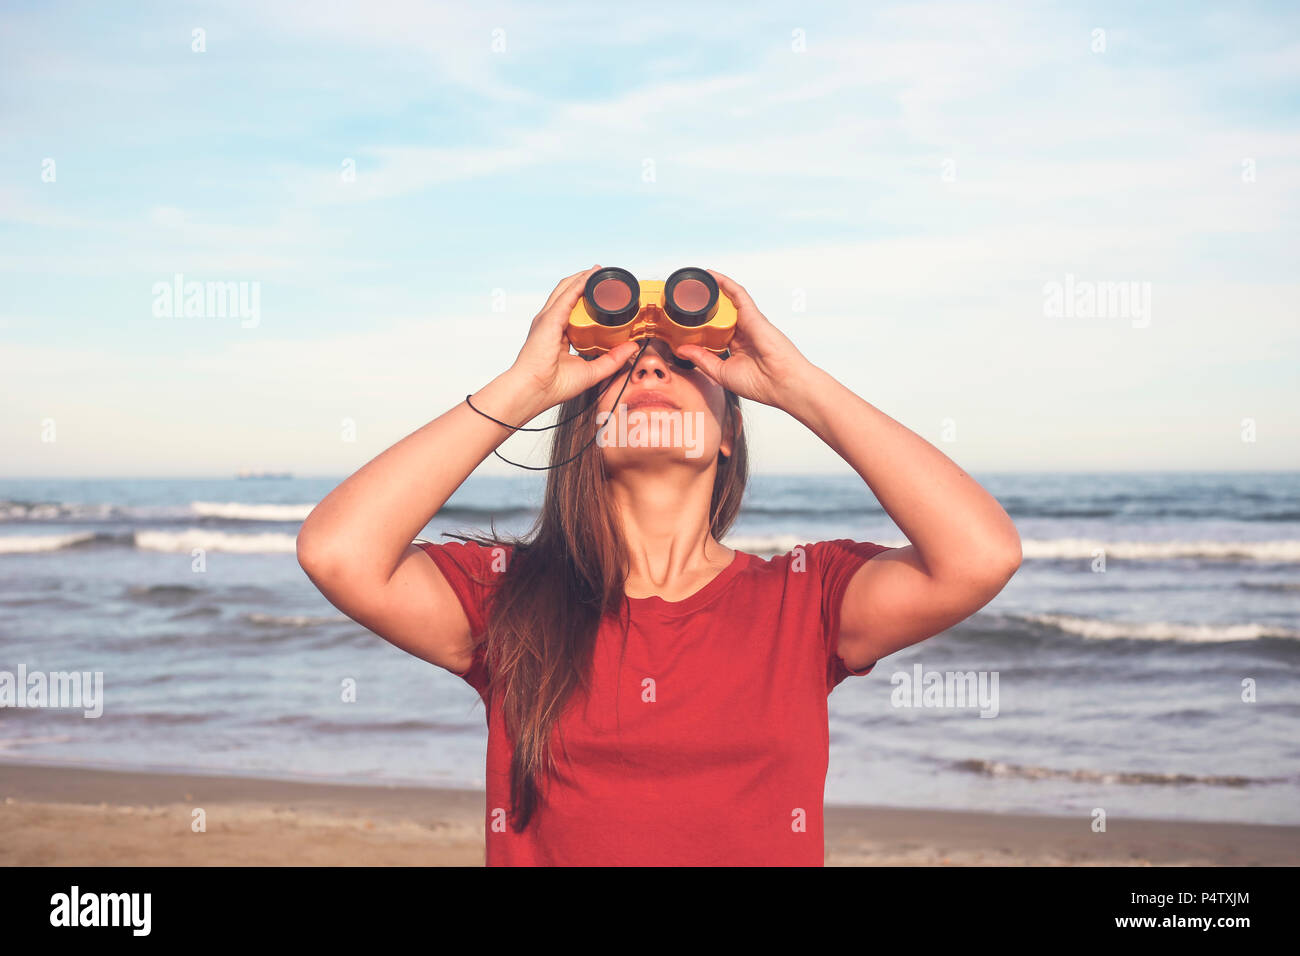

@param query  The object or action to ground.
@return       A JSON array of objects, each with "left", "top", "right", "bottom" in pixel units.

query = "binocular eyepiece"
[
  {"left": 584, "top": 266, "right": 718, "bottom": 327},
  {"left": 567, "top": 265, "right": 738, "bottom": 360}
]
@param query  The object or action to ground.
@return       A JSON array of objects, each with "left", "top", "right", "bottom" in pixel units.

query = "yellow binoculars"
[{"left": 567, "top": 266, "right": 737, "bottom": 361}]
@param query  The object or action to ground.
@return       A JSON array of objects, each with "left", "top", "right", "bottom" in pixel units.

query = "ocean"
[{"left": 0, "top": 471, "right": 1297, "bottom": 825}]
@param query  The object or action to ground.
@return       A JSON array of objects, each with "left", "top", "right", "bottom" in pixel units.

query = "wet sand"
[{"left": 2, "top": 762, "right": 1295, "bottom": 866}]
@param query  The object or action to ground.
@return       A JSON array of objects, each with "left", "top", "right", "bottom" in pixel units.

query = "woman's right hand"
[{"left": 507, "top": 265, "right": 643, "bottom": 411}]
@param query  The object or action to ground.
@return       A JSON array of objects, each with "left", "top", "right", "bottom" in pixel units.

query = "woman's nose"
[
  {"left": 633, "top": 340, "right": 689, "bottom": 375},
  {"left": 634, "top": 344, "right": 669, "bottom": 375}
]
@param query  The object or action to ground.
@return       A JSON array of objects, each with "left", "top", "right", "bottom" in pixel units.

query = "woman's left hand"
[{"left": 674, "top": 270, "right": 817, "bottom": 409}]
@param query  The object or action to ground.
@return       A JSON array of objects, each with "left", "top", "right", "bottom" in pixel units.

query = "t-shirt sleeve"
[
  {"left": 414, "top": 538, "right": 511, "bottom": 699},
  {"left": 803, "top": 538, "right": 895, "bottom": 692}
]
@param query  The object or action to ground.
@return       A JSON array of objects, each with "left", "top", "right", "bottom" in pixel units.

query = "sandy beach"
[{"left": 1, "top": 761, "right": 1295, "bottom": 866}]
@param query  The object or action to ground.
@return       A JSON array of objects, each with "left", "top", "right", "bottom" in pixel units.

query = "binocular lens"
[
  {"left": 663, "top": 268, "right": 718, "bottom": 327},
  {"left": 582, "top": 266, "right": 719, "bottom": 329},
  {"left": 671, "top": 278, "right": 711, "bottom": 312},
  {"left": 585, "top": 267, "right": 641, "bottom": 326},
  {"left": 592, "top": 277, "right": 632, "bottom": 311}
]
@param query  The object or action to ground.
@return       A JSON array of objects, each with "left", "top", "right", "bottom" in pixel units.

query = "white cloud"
[{"left": 1, "top": 0, "right": 1296, "bottom": 473}]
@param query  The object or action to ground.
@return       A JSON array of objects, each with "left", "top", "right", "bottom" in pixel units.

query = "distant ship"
[{"left": 237, "top": 467, "right": 293, "bottom": 480}]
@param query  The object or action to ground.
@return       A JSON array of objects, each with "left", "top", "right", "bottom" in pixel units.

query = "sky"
[{"left": 1, "top": 0, "right": 1297, "bottom": 477}]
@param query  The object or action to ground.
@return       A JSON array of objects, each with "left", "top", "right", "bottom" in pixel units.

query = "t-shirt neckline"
[{"left": 624, "top": 548, "right": 750, "bottom": 616}]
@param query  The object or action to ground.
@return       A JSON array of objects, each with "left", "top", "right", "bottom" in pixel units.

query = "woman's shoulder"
[
  {"left": 740, "top": 539, "right": 894, "bottom": 575},
  {"left": 415, "top": 537, "right": 516, "bottom": 572}
]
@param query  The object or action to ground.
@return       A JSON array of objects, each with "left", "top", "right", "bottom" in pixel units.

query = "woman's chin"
[{"left": 599, "top": 444, "right": 718, "bottom": 469}]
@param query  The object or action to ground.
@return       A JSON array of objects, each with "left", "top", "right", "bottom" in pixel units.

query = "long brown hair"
[{"left": 445, "top": 375, "right": 749, "bottom": 831}]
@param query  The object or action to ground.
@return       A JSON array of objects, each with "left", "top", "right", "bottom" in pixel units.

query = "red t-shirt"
[{"left": 416, "top": 537, "right": 893, "bottom": 866}]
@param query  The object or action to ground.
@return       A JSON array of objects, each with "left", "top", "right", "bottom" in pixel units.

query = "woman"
[{"left": 296, "top": 264, "right": 1022, "bottom": 866}]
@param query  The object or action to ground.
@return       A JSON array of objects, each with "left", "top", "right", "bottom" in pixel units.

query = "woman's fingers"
[
  {"left": 712, "top": 270, "right": 754, "bottom": 304},
  {"left": 541, "top": 266, "right": 602, "bottom": 341},
  {"left": 530, "top": 268, "right": 596, "bottom": 348},
  {"left": 542, "top": 266, "right": 592, "bottom": 310},
  {"left": 676, "top": 345, "right": 727, "bottom": 386},
  {"left": 543, "top": 264, "right": 600, "bottom": 314},
  {"left": 706, "top": 269, "right": 760, "bottom": 316},
  {"left": 581, "top": 341, "right": 640, "bottom": 389}
]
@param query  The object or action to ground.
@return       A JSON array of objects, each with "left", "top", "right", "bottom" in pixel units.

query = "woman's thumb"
[
  {"left": 587, "top": 341, "right": 639, "bottom": 382},
  {"left": 678, "top": 345, "right": 724, "bottom": 381}
]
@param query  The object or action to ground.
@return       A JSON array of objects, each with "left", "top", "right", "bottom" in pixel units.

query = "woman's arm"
[
  {"left": 676, "top": 271, "right": 1022, "bottom": 672},
  {"left": 296, "top": 266, "right": 639, "bottom": 671},
  {"left": 782, "top": 364, "right": 1022, "bottom": 670},
  {"left": 296, "top": 368, "right": 549, "bottom": 671}
]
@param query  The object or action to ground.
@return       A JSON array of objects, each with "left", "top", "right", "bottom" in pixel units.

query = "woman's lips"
[{"left": 625, "top": 394, "right": 680, "bottom": 411}]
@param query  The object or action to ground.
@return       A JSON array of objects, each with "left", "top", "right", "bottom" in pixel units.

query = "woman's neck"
[{"left": 608, "top": 465, "right": 728, "bottom": 599}]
